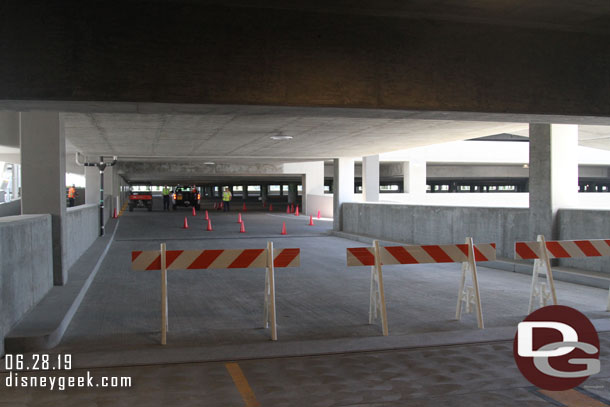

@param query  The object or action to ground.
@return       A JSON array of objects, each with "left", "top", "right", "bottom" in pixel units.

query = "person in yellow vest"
[
  {"left": 67, "top": 184, "right": 77, "bottom": 207},
  {"left": 222, "top": 187, "right": 232, "bottom": 212},
  {"left": 162, "top": 185, "right": 171, "bottom": 211}
]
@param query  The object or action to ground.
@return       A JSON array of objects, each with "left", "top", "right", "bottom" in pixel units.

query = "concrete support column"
[
  {"left": 242, "top": 185, "right": 248, "bottom": 201},
  {"left": 284, "top": 161, "right": 325, "bottom": 215},
  {"left": 529, "top": 123, "right": 579, "bottom": 239},
  {"left": 20, "top": 112, "right": 67, "bottom": 285},
  {"left": 362, "top": 155, "right": 380, "bottom": 202},
  {"left": 403, "top": 159, "right": 427, "bottom": 197},
  {"left": 11, "top": 164, "right": 19, "bottom": 200},
  {"left": 288, "top": 183, "right": 297, "bottom": 204},
  {"left": 261, "top": 184, "right": 268, "bottom": 202},
  {"left": 103, "top": 165, "right": 115, "bottom": 221},
  {"left": 85, "top": 165, "right": 100, "bottom": 205},
  {"left": 333, "top": 157, "right": 355, "bottom": 231}
]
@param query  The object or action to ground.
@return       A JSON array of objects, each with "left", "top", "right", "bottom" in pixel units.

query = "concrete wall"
[
  {"left": 558, "top": 209, "right": 610, "bottom": 273},
  {"left": 342, "top": 203, "right": 529, "bottom": 259},
  {"left": 0, "top": 199, "right": 21, "bottom": 217},
  {"left": 64, "top": 204, "right": 99, "bottom": 272},
  {"left": 306, "top": 194, "right": 333, "bottom": 218},
  {"left": 380, "top": 193, "right": 529, "bottom": 208},
  {"left": 0, "top": 215, "right": 53, "bottom": 354}
]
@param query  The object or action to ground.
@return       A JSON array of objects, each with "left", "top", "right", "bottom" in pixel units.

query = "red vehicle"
[{"left": 128, "top": 189, "right": 153, "bottom": 212}]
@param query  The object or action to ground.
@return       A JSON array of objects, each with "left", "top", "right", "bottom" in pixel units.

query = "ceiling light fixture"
[
  {"left": 204, "top": 162, "right": 216, "bottom": 165},
  {"left": 270, "top": 135, "right": 293, "bottom": 140}
]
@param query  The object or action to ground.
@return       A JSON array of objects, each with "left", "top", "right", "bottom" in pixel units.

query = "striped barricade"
[
  {"left": 347, "top": 239, "right": 496, "bottom": 335},
  {"left": 132, "top": 242, "right": 300, "bottom": 344},
  {"left": 515, "top": 235, "right": 610, "bottom": 313}
]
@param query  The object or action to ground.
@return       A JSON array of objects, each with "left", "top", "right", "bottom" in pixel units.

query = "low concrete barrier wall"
[
  {"left": 558, "top": 209, "right": 610, "bottom": 273},
  {"left": 0, "top": 199, "right": 21, "bottom": 217},
  {"left": 306, "top": 194, "right": 333, "bottom": 218},
  {"left": 65, "top": 204, "right": 99, "bottom": 272},
  {"left": 342, "top": 202, "right": 529, "bottom": 259},
  {"left": 0, "top": 215, "right": 53, "bottom": 354}
]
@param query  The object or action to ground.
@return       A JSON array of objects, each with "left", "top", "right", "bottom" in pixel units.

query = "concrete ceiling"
[
  {"left": 134, "top": 0, "right": 610, "bottom": 34},
  {"left": 64, "top": 110, "right": 532, "bottom": 162}
]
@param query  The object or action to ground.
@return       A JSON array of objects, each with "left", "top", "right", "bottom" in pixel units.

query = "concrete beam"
[
  {"left": 0, "top": 3, "right": 608, "bottom": 116},
  {"left": 118, "top": 161, "right": 286, "bottom": 182}
]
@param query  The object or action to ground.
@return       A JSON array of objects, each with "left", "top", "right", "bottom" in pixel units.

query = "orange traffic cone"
[
  {"left": 192, "top": 207, "right": 196, "bottom": 216},
  {"left": 291, "top": 204, "right": 295, "bottom": 213},
  {"left": 269, "top": 203, "right": 273, "bottom": 212},
  {"left": 308, "top": 215, "right": 314, "bottom": 226},
  {"left": 205, "top": 210, "right": 209, "bottom": 220},
  {"left": 213, "top": 202, "right": 217, "bottom": 209},
  {"left": 281, "top": 222, "right": 287, "bottom": 235},
  {"left": 183, "top": 217, "right": 189, "bottom": 229},
  {"left": 242, "top": 202, "right": 247, "bottom": 212},
  {"left": 317, "top": 210, "right": 321, "bottom": 219},
  {"left": 113, "top": 208, "right": 118, "bottom": 219},
  {"left": 237, "top": 213, "right": 242, "bottom": 223},
  {"left": 286, "top": 205, "right": 290, "bottom": 214},
  {"left": 220, "top": 202, "right": 224, "bottom": 210},
  {"left": 239, "top": 221, "right": 246, "bottom": 233},
  {"left": 295, "top": 206, "right": 300, "bottom": 216},
  {"left": 206, "top": 219, "right": 213, "bottom": 231}
]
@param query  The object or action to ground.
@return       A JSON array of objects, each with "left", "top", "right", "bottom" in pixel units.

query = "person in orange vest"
[{"left": 67, "top": 184, "right": 77, "bottom": 207}]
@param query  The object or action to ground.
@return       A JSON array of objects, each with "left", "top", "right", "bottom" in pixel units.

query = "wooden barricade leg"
[
  {"left": 528, "top": 235, "right": 558, "bottom": 313},
  {"left": 528, "top": 258, "right": 541, "bottom": 314},
  {"left": 160, "top": 243, "right": 168, "bottom": 345},
  {"left": 369, "top": 265, "right": 378, "bottom": 324},
  {"left": 468, "top": 238, "right": 484, "bottom": 329},
  {"left": 264, "top": 266, "right": 270, "bottom": 328},
  {"left": 540, "top": 235, "right": 558, "bottom": 306},
  {"left": 455, "top": 237, "right": 484, "bottom": 329},
  {"left": 266, "top": 241, "right": 278, "bottom": 341},
  {"left": 455, "top": 258, "right": 468, "bottom": 321},
  {"left": 372, "top": 240, "right": 389, "bottom": 336}
]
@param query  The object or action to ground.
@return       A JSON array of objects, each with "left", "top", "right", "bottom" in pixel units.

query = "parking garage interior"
[{"left": 2, "top": 1, "right": 610, "bottom": 406}]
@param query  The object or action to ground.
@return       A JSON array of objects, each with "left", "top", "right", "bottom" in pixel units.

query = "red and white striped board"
[
  {"left": 347, "top": 243, "right": 496, "bottom": 267},
  {"left": 132, "top": 248, "right": 300, "bottom": 270},
  {"left": 515, "top": 239, "right": 610, "bottom": 260}
]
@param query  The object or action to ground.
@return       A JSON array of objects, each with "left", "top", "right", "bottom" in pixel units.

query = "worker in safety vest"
[
  {"left": 222, "top": 187, "right": 232, "bottom": 212},
  {"left": 67, "top": 184, "right": 77, "bottom": 207},
  {"left": 162, "top": 185, "right": 171, "bottom": 211}
]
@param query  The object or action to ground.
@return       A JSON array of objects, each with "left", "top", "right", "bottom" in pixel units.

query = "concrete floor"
[
  {"left": 3, "top": 335, "right": 610, "bottom": 406},
  {"left": 53, "top": 208, "right": 608, "bottom": 353},
  {"left": 3, "top": 208, "right": 610, "bottom": 406}
]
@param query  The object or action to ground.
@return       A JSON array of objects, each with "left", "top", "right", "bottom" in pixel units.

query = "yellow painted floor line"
[
  {"left": 539, "top": 389, "right": 610, "bottom": 406},
  {"left": 225, "top": 362, "right": 261, "bottom": 407},
  {"left": 118, "top": 202, "right": 129, "bottom": 217}
]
